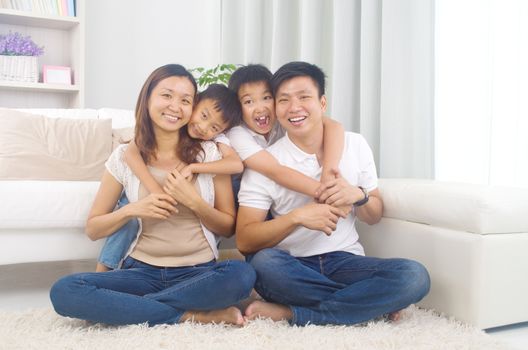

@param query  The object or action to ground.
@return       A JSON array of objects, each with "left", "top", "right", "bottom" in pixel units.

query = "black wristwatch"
[{"left": 353, "top": 186, "right": 369, "bottom": 207}]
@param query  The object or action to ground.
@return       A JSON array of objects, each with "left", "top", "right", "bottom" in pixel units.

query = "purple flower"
[{"left": 0, "top": 31, "right": 44, "bottom": 56}]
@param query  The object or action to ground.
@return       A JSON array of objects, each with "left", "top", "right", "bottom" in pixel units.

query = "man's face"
[{"left": 274, "top": 76, "right": 326, "bottom": 138}]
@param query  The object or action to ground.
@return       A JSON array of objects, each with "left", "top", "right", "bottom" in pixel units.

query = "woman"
[{"left": 50, "top": 64, "right": 255, "bottom": 326}]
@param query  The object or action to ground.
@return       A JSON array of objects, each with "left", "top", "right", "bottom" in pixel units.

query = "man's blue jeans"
[
  {"left": 247, "top": 248, "right": 430, "bottom": 326},
  {"left": 98, "top": 193, "right": 138, "bottom": 269},
  {"left": 50, "top": 257, "right": 256, "bottom": 326}
]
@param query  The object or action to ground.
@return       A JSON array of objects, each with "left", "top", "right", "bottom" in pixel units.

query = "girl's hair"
[{"left": 134, "top": 64, "right": 203, "bottom": 164}]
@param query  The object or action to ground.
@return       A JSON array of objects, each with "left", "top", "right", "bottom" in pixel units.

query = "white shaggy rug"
[{"left": 0, "top": 305, "right": 509, "bottom": 350}]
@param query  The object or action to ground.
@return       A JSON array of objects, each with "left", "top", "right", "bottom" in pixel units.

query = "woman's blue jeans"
[
  {"left": 50, "top": 257, "right": 256, "bottom": 326},
  {"left": 247, "top": 248, "right": 430, "bottom": 326}
]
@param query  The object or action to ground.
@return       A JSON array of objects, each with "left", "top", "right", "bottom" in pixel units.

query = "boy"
[
  {"left": 95, "top": 84, "right": 243, "bottom": 272},
  {"left": 236, "top": 61, "right": 430, "bottom": 325},
  {"left": 96, "top": 65, "right": 345, "bottom": 272},
  {"left": 227, "top": 64, "right": 345, "bottom": 201}
]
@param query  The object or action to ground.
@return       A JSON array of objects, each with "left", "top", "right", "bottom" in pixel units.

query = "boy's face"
[
  {"left": 238, "top": 81, "right": 276, "bottom": 136},
  {"left": 187, "top": 98, "right": 229, "bottom": 141},
  {"left": 275, "top": 76, "right": 326, "bottom": 138}
]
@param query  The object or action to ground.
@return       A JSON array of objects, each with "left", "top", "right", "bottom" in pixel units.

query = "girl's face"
[
  {"left": 148, "top": 76, "right": 195, "bottom": 134},
  {"left": 238, "top": 81, "right": 276, "bottom": 136}
]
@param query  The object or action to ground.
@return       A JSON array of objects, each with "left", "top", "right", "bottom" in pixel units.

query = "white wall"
[{"left": 84, "top": 0, "right": 221, "bottom": 109}]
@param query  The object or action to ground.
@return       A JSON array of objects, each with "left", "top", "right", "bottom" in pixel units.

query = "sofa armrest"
[{"left": 378, "top": 178, "right": 528, "bottom": 234}]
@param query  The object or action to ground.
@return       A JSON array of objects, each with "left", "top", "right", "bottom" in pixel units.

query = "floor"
[{"left": 0, "top": 260, "right": 527, "bottom": 350}]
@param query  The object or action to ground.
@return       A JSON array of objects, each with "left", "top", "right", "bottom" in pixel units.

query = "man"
[{"left": 235, "top": 61, "right": 430, "bottom": 326}]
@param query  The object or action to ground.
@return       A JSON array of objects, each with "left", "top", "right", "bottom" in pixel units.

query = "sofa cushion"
[
  {"left": 98, "top": 108, "right": 135, "bottom": 129},
  {"left": 17, "top": 108, "right": 99, "bottom": 119},
  {"left": 0, "top": 108, "right": 112, "bottom": 181},
  {"left": 0, "top": 180, "right": 100, "bottom": 229},
  {"left": 378, "top": 179, "right": 528, "bottom": 234}
]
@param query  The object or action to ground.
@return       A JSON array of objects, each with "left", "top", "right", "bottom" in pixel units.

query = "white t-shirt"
[
  {"left": 226, "top": 122, "right": 284, "bottom": 161},
  {"left": 213, "top": 132, "right": 231, "bottom": 146},
  {"left": 238, "top": 132, "right": 378, "bottom": 257}
]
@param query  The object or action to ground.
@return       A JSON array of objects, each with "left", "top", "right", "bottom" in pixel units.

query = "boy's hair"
[
  {"left": 271, "top": 61, "right": 326, "bottom": 97},
  {"left": 197, "top": 84, "right": 242, "bottom": 129},
  {"left": 228, "top": 64, "right": 273, "bottom": 95}
]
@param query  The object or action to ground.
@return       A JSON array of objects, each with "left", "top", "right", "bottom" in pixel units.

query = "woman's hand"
[
  {"left": 164, "top": 168, "right": 203, "bottom": 210},
  {"left": 127, "top": 193, "right": 178, "bottom": 220}
]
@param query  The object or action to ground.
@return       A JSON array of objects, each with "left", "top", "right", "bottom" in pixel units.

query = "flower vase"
[{"left": 0, "top": 55, "right": 39, "bottom": 83}]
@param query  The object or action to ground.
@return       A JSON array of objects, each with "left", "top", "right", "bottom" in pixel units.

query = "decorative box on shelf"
[{"left": 0, "top": 55, "right": 38, "bottom": 82}]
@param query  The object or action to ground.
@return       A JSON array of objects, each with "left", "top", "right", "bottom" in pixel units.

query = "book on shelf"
[{"left": 0, "top": 0, "right": 76, "bottom": 16}]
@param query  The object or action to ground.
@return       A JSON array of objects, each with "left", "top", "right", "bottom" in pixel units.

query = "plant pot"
[{"left": 0, "top": 55, "right": 39, "bottom": 83}]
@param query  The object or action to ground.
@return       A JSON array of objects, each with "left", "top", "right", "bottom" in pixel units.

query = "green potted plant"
[
  {"left": 0, "top": 31, "right": 44, "bottom": 83},
  {"left": 190, "top": 63, "right": 237, "bottom": 90}
]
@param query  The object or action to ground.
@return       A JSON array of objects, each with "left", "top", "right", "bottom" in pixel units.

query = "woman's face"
[{"left": 148, "top": 76, "right": 195, "bottom": 134}]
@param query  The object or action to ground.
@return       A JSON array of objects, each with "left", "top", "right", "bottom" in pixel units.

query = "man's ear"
[{"left": 320, "top": 95, "right": 327, "bottom": 112}]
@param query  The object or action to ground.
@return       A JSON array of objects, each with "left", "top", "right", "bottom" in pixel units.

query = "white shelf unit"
[{"left": 0, "top": 1, "right": 84, "bottom": 108}]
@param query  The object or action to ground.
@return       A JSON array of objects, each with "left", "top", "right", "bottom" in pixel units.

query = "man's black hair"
[{"left": 271, "top": 61, "right": 326, "bottom": 97}]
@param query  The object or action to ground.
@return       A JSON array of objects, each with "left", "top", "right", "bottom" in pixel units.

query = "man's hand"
[
  {"left": 292, "top": 203, "right": 347, "bottom": 236},
  {"left": 127, "top": 193, "right": 178, "bottom": 219},
  {"left": 317, "top": 169, "right": 364, "bottom": 207},
  {"left": 163, "top": 168, "right": 202, "bottom": 210}
]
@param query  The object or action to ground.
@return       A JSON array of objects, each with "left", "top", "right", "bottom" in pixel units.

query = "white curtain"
[
  {"left": 435, "top": 0, "right": 528, "bottom": 188},
  {"left": 221, "top": 0, "right": 434, "bottom": 178}
]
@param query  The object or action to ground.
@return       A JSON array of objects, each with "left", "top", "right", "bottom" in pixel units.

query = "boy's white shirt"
[
  {"left": 226, "top": 122, "right": 285, "bottom": 161},
  {"left": 213, "top": 133, "right": 231, "bottom": 147}
]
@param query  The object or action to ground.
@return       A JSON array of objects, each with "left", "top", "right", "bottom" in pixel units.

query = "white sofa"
[
  {"left": 358, "top": 179, "right": 528, "bottom": 329},
  {"left": 1, "top": 108, "right": 527, "bottom": 329},
  {"left": 0, "top": 108, "right": 135, "bottom": 265}
]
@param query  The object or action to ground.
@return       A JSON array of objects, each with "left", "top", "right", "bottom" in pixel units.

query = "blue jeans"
[
  {"left": 50, "top": 257, "right": 256, "bottom": 326},
  {"left": 98, "top": 193, "right": 138, "bottom": 269},
  {"left": 247, "top": 248, "right": 430, "bottom": 326}
]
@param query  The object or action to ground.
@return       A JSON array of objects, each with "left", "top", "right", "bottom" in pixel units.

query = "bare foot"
[
  {"left": 388, "top": 310, "right": 402, "bottom": 322},
  {"left": 95, "top": 262, "right": 110, "bottom": 272},
  {"left": 181, "top": 306, "right": 245, "bottom": 326},
  {"left": 244, "top": 300, "right": 292, "bottom": 322}
]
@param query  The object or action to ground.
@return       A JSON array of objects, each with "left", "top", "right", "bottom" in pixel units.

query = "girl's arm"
[
  {"left": 320, "top": 116, "right": 345, "bottom": 184},
  {"left": 180, "top": 143, "right": 243, "bottom": 178},
  {"left": 124, "top": 141, "right": 164, "bottom": 193},
  {"left": 164, "top": 169, "right": 236, "bottom": 237},
  {"left": 85, "top": 170, "right": 177, "bottom": 241},
  {"left": 244, "top": 150, "right": 321, "bottom": 198}
]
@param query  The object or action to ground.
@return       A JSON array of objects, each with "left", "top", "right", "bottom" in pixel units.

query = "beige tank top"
[{"left": 130, "top": 167, "right": 214, "bottom": 267}]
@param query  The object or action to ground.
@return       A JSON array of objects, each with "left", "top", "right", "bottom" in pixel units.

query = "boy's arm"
[
  {"left": 320, "top": 116, "right": 345, "bottom": 184},
  {"left": 181, "top": 143, "right": 243, "bottom": 177},
  {"left": 244, "top": 150, "right": 321, "bottom": 198},
  {"left": 124, "top": 141, "right": 164, "bottom": 193}
]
